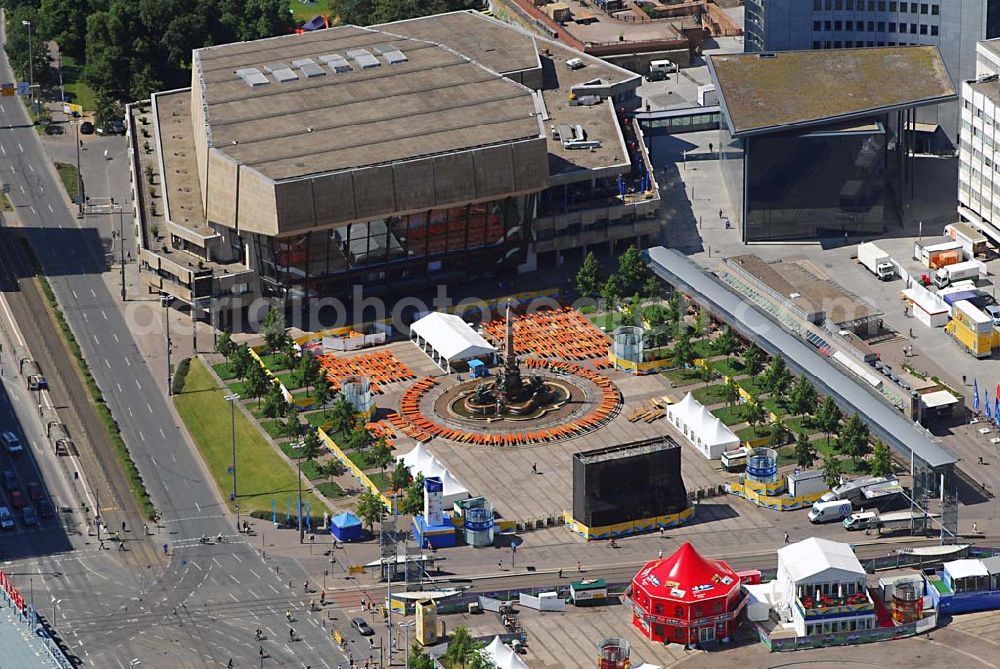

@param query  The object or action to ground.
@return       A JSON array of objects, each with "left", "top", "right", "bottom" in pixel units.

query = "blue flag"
[
  {"left": 986, "top": 390, "right": 992, "bottom": 419},
  {"left": 974, "top": 379, "right": 981, "bottom": 412}
]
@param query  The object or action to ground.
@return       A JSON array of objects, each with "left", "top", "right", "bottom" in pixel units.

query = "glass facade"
[
  {"left": 719, "top": 123, "right": 745, "bottom": 232},
  {"left": 250, "top": 195, "right": 532, "bottom": 298},
  {"left": 742, "top": 122, "right": 889, "bottom": 242}
]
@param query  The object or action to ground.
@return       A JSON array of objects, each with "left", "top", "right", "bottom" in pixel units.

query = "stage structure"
[{"left": 570, "top": 436, "right": 691, "bottom": 539}]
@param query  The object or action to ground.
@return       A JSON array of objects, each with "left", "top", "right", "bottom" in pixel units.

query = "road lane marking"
[
  {"left": 18, "top": 184, "right": 23, "bottom": 193},
  {"left": 190, "top": 561, "right": 202, "bottom": 570},
  {"left": 228, "top": 592, "right": 238, "bottom": 602},
  {"left": 38, "top": 185, "right": 42, "bottom": 192},
  {"left": 104, "top": 359, "right": 110, "bottom": 369},
  {"left": 135, "top": 379, "right": 141, "bottom": 390},
  {"left": 195, "top": 502, "right": 201, "bottom": 513},
  {"left": 212, "top": 558, "right": 223, "bottom": 568},
  {"left": 27, "top": 164, "right": 33, "bottom": 172},
  {"left": 116, "top": 382, "right": 123, "bottom": 393},
  {"left": 28, "top": 205, "right": 34, "bottom": 214},
  {"left": 90, "top": 289, "right": 96, "bottom": 297},
  {"left": 71, "top": 290, "right": 78, "bottom": 300},
  {"left": 123, "top": 356, "right": 130, "bottom": 367},
  {"left": 47, "top": 203, "right": 52, "bottom": 212},
  {"left": 249, "top": 569, "right": 260, "bottom": 580},
  {"left": 82, "top": 312, "right": 88, "bottom": 322},
  {"left": 93, "top": 334, "right": 99, "bottom": 345},
  {"left": 146, "top": 402, "right": 152, "bottom": 414},
  {"left": 159, "top": 427, "right": 165, "bottom": 439},
  {"left": 268, "top": 584, "right": 280, "bottom": 594},
  {"left": 17, "top": 142, "right": 22, "bottom": 152},
  {"left": 232, "top": 553, "right": 242, "bottom": 563},
  {"left": 112, "top": 332, "right": 118, "bottom": 343},
  {"left": 0, "top": 145, "right": 5, "bottom": 155},
  {"left": 101, "top": 310, "right": 107, "bottom": 320},
  {"left": 0, "top": 294, "right": 26, "bottom": 347},
  {"left": 127, "top": 406, "right": 132, "bottom": 417},
  {"left": 138, "top": 430, "right": 145, "bottom": 441}
]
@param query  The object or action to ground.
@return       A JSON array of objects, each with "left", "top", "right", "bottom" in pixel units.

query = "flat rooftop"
[
  {"left": 153, "top": 90, "right": 213, "bottom": 239},
  {"left": 709, "top": 46, "right": 956, "bottom": 136},
  {"left": 728, "top": 254, "right": 820, "bottom": 317},
  {"left": 970, "top": 76, "right": 1000, "bottom": 107},
  {"left": 195, "top": 24, "right": 542, "bottom": 181},
  {"left": 980, "top": 37, "right": 1000, "bottom": 61}
]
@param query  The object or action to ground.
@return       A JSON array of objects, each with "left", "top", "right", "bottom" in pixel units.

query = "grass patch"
[
  {"left": 691, "top": 383, "right": 729, "bottom": 405},
  {"left": 776, "top": 445, "right": 798, "bottom": 466},
  {"left": 578, "top": 304, "right": 596, "bottom": 314},
  {"left": 711, "top": 403, "right": 752, "bottom": 426},
  {"left": 661, "top": 367, "right": 702, "bottom": 386},
  {"left": 174, "top": 358, "right": 322, "bottom": 514},
  {"left": 60, "top": 54, "right": 97, "bottom": 112},
  {"left": 260, "top": 419, "right": 286, "bottom": 439},
  {"left": 303, "top": 410, "right": 332, "bottom": 430},
  {"left": 316, "top": 481, "right": 345, "bottom": 499},
  {"left": 735, "top": 424, "right": 775, "bottom": 441},
  {"left": 0, "top": 193, "right": 12, "bottom": 211},
  {"left": 347, "top": 450, "right": 377, "bottom": 470},
  {"left": 366, "top": 471, "right": 393, "bottom": 491},
  {"left": 37, "top": 274, "right": 156, "bottom": 519},
  {"left": 711, "top": 357, "right": 745, "bottom": 378},
  {"left": 275, "top": 370, "right": 305, "bottom": 391},
  {"left": 693, "top": 339, "right": 718, "bottom": 359},
  {"left": 783, "top": 414, "right": 818, "bottom": 435},
  {"left": 257, "top": 352, "right": 287, "bottom": 373},
  {"left": 227, "top": 380, "right": 247, "bottom": 396},
  {"left": 213, "top": 362, "right": 236, "bottom": 380},
  {"left": 738, "top": 375, "right": 769, "bottom": 396},
  {"left": 761, "top": 397, "right": 788, "bottom": 418},
  {"left": 54, "top": 162, "right": 80, "bottom": 202}
]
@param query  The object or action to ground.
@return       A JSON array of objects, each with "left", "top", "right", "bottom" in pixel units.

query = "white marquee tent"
[
  {"left": 410, "top": 312, "right": 496, "bottom": 373},
  {"left": 666, "top": 392, "right": 740, "bottom": 459},
  {"left": 397, "top": 443, "right": 470, "bottom": 507},
  {"left": 482, "top": 636, "right": 530, "bottom": 669}
]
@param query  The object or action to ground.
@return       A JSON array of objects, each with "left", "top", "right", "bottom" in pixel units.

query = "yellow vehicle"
[{"left": 945, "top": 300, "right": 999, "bottom": 358}]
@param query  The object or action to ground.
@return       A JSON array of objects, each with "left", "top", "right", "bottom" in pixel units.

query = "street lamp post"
[
  {"left": 295, "top": 440, "right": 304, "bottom": 544},
  {"left": 163, "top": 294, "right": 173, "bottom": 394},
  {"left": 50, "top": 597, "right": 61, "bottom": 625},
  {"left": 235, "top": 503, "right": 240, "bottom": 534},
  {"left": 400, "top": 620, "right": 415, "bottom": 669},
  {"left": 21, "top": 21, "right": 34, "bottom": 116},
  {"left": 113, "top": 199, "right": 125, "bottom": 301},
  {"left": 73, "top": 120, "right": 83, "bottom": 216},
  {"left": 225, "top": 393, "right": 240, "bottom": 502}
]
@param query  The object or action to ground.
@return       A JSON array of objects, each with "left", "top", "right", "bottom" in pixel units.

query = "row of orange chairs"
[
  {"left": 482, "top": 306, "right": 609, "bottom": 361},
  {"left": 317, "top": 350, "right": 416, "bottom": 394}
]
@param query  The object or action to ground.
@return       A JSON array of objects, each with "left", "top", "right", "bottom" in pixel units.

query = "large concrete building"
[
  {"left": 958, "top": 38, "right": 1000, "bottom": 239},
  {"left": 127, "top": 11, "right": 658, "bottom": 315},
  {"left": 742, "top": 0, "right": 1000, "bottom": 147}
]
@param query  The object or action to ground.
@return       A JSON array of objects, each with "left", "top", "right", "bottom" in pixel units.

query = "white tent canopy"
[
  {"left": 397, "top": 445, "right": 470, "bottom": 507},
  {"left": 482, "top": 636, "right": 529, "bottom": 669},
  {"left": 666, "top": 392, "right": 740, "bottom": 459},
  {"left": 410, "top": 312, "right": 496, "bottom": 373}
]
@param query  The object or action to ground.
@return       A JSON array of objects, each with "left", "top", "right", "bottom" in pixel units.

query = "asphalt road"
[{"left": 0, "top": 17, "right": 359, "bottom": 668}]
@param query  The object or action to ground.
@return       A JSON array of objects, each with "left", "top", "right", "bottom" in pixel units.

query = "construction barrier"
[
  {"left": 317, "top": 428, "right": 395, "bottom": 512},
  {"left": 726, "top": 481, "right": 824, "bottom": 511},
  {"left": 607, "top": 351, "right": 674, "bottom": 375},
  {"left": 562, "top": 506, "right": 695, "bottom": 540}
]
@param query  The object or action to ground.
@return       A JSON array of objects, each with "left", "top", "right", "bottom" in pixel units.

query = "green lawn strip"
[
  {"left": 213, "top": 362, "right": 236, "bottom": 380},
  {"left": 693, "top": 339, "right": 718, "bottom": 359},
  {"left": 316, "top": 482, "right": 345, "bottom": 499},
  {"left": 366, "top": 471, "right": 393, "bottom": 491},
  {"left": 737, "top": 376, "right": 769, "bottom": 396},
  {"left": 275, "top": 370, "right": 305, "bottom": 391},
  {"left": 761, "top": 397, "right": 789, "bottom": 418},
  {"left": 736, "top": 424, "right": 776, "bottom": 441},
  {"left": 174, "top": 358, "right": 323, "bottom": 514},
  {"left": 257, "top": 352, "right": 286, "bottom": 373},
  {"left": 260, "top": 420, "right": 286, "bottom": 439},
  {"left": 711, "top": 358, "right": 745, "bottom": 377},
  {"left": 783, "top": 414, "right": 819, "bottom": 435},
  {"left": 227, "top": 380, "right": 247, "bottom": 396},
  {"left": 60, "top": 55, "right": 97, "bottom": 111},
  {"left": 303, "top": 410, "right": 332, "bottom": 430},
  {"left": 38, "top": 276, "right": 156, "bottom": 519},
  {"left": 711, "top": 404, "right": 752, "bottom": 426},
  {"left": 776, "top": 446, "right": 798, "bottom": 467},
  {"left": 54, "top": 162, "right": 80, "bottom": 202},
  {"left": 691, "top": 383, "right": 728, "bottom": 405},
  {"left": 661, "top": 367, "right": 702, "bottom": 386},
  {"left": 290, "top": 388, "right": 312, "bottom": 402},
  {"left": 347, "top": 450, "right": 376, "bottom": 470}
]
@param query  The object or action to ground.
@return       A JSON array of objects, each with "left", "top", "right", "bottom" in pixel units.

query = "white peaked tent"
[
  {"left": 396, "top": 445, "right": 470, "bottom": 507},
  {"left": 410, "top": 312, "right": 496, "bottom": 373},
  {"left": 666, "top": 391, "right": 740, "bottom": 459},
  {"left": 482, "top": 637, "right": 530, "bottom": 669}
]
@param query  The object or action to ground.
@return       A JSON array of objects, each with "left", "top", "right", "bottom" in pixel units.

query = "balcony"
[{"left": 796, "top": 591, "right": 874, "bottom": 618}]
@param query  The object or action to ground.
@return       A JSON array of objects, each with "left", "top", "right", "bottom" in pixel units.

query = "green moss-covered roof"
[{"left": 709, "top": 46, "right": 956, "bottom": 136}]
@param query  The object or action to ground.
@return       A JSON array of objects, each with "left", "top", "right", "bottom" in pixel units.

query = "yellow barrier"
[
  {"left": 726, "top": 481, "right": 824, "bottom": 511},
  {"left": 317, "top": 428, "right": 395, "bottom": 512},
  {"left": 563, "top": 506, "right": 695, "bottom": 540},
  {"left": 607, "top": 351, "right": 674, "bottom": 375}
]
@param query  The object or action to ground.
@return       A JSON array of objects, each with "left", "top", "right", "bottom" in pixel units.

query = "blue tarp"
[
  {"left": 331, "top": 512, "right": 362, "bottom": 541},
  {"left": 301, "top": 15, "right": 326, "bottom": 31}
]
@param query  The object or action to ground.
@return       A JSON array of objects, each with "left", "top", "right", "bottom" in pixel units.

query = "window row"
[
  {"left": 813, "top": 0, "right": 938, "bottom": 13},
  {"left": 812, "top": 19, "right": 938, "bottom": 34}
]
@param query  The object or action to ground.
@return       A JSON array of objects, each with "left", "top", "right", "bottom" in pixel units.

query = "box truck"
[
  {"left": 945, "top": 222, "right": 988, "bottom": 258},
  {"left": 843, "top": 509, "right": 937, "bottom": 533},
  {"left": 933, "top": 259, "right": 984, "bottom": 288},
  {"left": 808, "top": 499, "right": 853, "bottom": 523},
  {"left": 946, "top": 300, "right": 999, "bottom": 358},
  {"left": 818, "top": 475, "right": 897, "bottom": 505},
  {"left": 857, "top": 242, "right": 894, "bottom": 280},
  {"left": 914, "top": 239, "right": 963, "bottom": 269}
]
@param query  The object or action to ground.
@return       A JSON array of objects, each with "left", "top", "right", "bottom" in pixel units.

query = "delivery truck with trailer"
[
  {"left": 933, "top": 259, "right": 984, "bottom": 288},
  {"left": 857, "top": 242, "right": 895, "bottom": 280},
  {"left": 818, "top": 475, "right": 898, "bottom": 506},
  {"left": 945, "top": 222, "right": 988, "bottom": 258},
  {"left": 843, "top": 509, "right": 937, "bottom": 534}
]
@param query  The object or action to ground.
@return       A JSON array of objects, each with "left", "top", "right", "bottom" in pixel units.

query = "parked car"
[
  {"left": 0, "top": 506, "right": 13, "bottom": 530},
  {"left": 351, "top": 617, "right": 374, "bottom": 636},
  {"left": 38, "top": 499, "right": 54, "bottom": 519},
  {"left": 97, "top": 119, "right": 125, "bottom": 135},
  {"left": 79, "top": 121, "right": 95, "bottom": 135},
  {"left": 27, "top": 481, "right": 42, "bottom": 501},
  {"left": 2, "top": 431, "right": 23, "bottom": 455},
  {"left": 10, "top": 490, "right": 24, "bottom": 509},
  {"left": 986, "top": 304, "right": 1000, "bottom": 326},
  {"left": 22, "top": 505, "right": 37, "bottom": 527},
  {"left": 43, "top": 123, "right": 64, "bottom": 135},
  {"left": 3, "top": 470, "right": 17, "bottom": 491}
]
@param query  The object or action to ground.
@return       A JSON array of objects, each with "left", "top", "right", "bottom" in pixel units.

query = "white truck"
[
  {"left": 857, "top": 242, "right": 894, "bottom": 280},
  {"left": 842, "top": 509, "right": 937, "bottom": 533},
  {"left": 933, "top": 259, "right": 984, "bottom": 288},
  {"left": 808, "top": 499, "right": 853, "bottom": 524}
]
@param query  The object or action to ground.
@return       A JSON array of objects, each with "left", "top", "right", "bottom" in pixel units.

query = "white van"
[{"left": 808, "top": 499, "right": 853, "bottom": 524}]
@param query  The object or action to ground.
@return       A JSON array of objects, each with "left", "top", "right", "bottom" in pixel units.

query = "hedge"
[{"left": 171, "top": 357, "right": 191, "bottom": 396}]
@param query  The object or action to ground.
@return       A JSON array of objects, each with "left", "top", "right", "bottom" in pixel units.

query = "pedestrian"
[
  {"left": 558, "top": 568, "right": 563, "bottom": 578},
  {"left": 118, "top": 540, "right": 125, "bottom": 552},
  {"left": 286, "top": 609, "right": 293, "bottom": 622},
  {"left": 122, "top": 521, "right": 126, "bottom": 532},
  {"left": 718, "top": 208, "right": 723, "bottom": 219},
  {"left": 659, "top": 527, "right": 664, "bottom": 538},
  {"left": 531, "top": 463, "right": 537, "bottom": 474},
  {"left": 498, "top": 560, "right": 503, "bottom": 571},
  {"left": 576, "top": 560, "right": 582, "bottom": 572},
  {"left": 708, "top": 142, "right": 713, "bottom": 154},
  {"left": 99, "top": 540, "right": 106, "bottom": 550},
  {"left": 783, "top": 532, "right": 790, "bottom": 544},
  {"left": 979, "top": 456, "right": 985, "bottom": 465},
  {"left": 909, "top": 328, "right": 913, "bottom": 338},
  {"left": 143, "top": 523, "right": 149, "bottom": 536},
  {"left": 163, "top": 543, "right": 168, "bottom": 555},
  {"left": 964, "top": 375, "right": 968, "bottom": 386},
  {"left": 259, "top": 646, "right": 265, "bottom": 658},
  {"left": 658, "top": 549, "right": 663, "bottom": 559},
  {"left": 973, "top": 522, "right": 980, "bottom": 534},
  {"left": 227, "top": 659, "right": 233, "bottom": 669},
  {"left": 320, "top": 590, "right": 326, "bottom": 605}
]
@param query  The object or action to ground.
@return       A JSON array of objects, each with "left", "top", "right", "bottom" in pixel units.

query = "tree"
[
  {"left": 722, "top": 377, "right": 740, "bottom": 408},
  {"left": 743, "top": 342, "right": 762, "bottom": 380},
  {"left": 444, "top": 626, "right": 479, "bottom": 668},
  {"left": 763, "top": 354, "right": 791, "bottom": 397},
  {"left": 665, "top": 292, "right": 682, "bottom": 326},
  {"left": 815, "top": 396, "right": 842, "bottom": 448},
  {"left": 312, "top": 375, "right": 333, "bottom": 414},
  {"left": 788, "top": 376, "right": 817, "bottom": 417},
  {"left": 673, "top": 332, "right": 696, "bottom": 368},
  {"left": 262, "top": 381, "right": 288, "bottom": 418},
  {"left": 245, "top": 363, "right": 270, "bottom": 407},
  {"left": 329, "top": 396, "right": 358, "bottom": 435},
  {"left": 400, "top": 473, "right": 425, "bottom": 514},
  {"left": 371, "top": 436, "right": 394, "bottom": 476},
  {"left": 575, "top": 251, "right": 604, "bottom": 296},
  {"left": 838, "top": 414, "right": 870, "bottom": 466},
  {"left": 355, "top": 490, "right": 387, "bottom": 531},
  {"left": 260, "top": 305, "right": 285, "bottom": 353},
  {"left": 231, "top": 343, "right": 252, "bottom": 381},
  {"left": 38, "top": 0, "right": 88, "bottom": 60},
  {"left": 300, "top": 428, "right": 323, "bottom": 466},
  {"left": 215, "top": 330, "right": 235, "bottom": 359},
  {"left": 7, "top": 5, "right": 53, "bottom": 90},
  {"left": 693, "top": 307, "right": 707, "bottom": 337},
  {"left": 745, "top": 399, "right": 766, "bottom": 436},
  {"left": 296, "top": 350, "right": 321, "bottom": 391},
  {"left": 390, "top": 460, "right": 412, "bottom": 492},
  {"left": 768, "top": 418, "right": 788, "bottom": 448},
  {"left": 408, "top": 643, "right": 436, "bottom": 669},
  {"left": 795, "top": 431, "right": 816, "bottom": 468},
  {"left": 715, "top": 326, "right": 738, "bottom": 361},
  {"left": 643, "top": 275, "right": 660, "bottom": 299},
  {"left": 347, "top": 425, "right": 373, "bottom": 452},
  {"left": 870, "top": 439, "right": 892, "bottom": 478},
  {"left": 617, "top": 244, "right": 650, "bottom": 294},
  {"left": 323, "top": 458, "right": 346, "bottom": 482},
  {"left": 470, "top": 650, "right": 500, "bottom": 669},
  {"left": 823, "top": 456, "right": 843, "bottom": 489},
  {"left": 601, "top": 274, "right": 624, "bottom": 330},
  {"left": 280, "top": 411, "right": 304, "bottom": 440}
]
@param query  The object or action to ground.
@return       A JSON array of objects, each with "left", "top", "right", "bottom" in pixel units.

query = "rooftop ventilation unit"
[
  {"left": 236, "top": 67, "right": 269, "bottom": 87},
  {"left": 319, "top": 54, "right": 353, "bottom": 73},
  {"left": 375, "top": 44, "right": 408, "bottom": 64},
  {"left": 346, "top": 48, "right": 380, "bottom": 69},
  {"left": 273, "top": 67, "right": 299, "bottom": 83},
  {"left": 292, "top": 58, "right": 326, "bottom": 78}
]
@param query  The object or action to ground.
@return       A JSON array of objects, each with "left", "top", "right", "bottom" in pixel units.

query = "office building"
[
  {"left": 958, "top": 38, "right": 1000, "bottom": 239},
  {"left": 743, "top": 0, "right": 1000, "bottom": 147}
]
